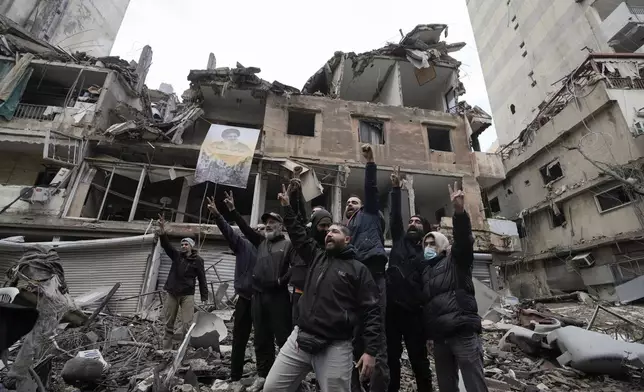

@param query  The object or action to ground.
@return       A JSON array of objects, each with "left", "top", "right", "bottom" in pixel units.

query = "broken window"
[
  {"left": 539, "top": 161, "right": 563, "bottom": 184},
  {"left": 510, "top": 104, "right": 516, "bottom": 115},
  {"left": 435, "top": 207, "right": 446, "bottom": 223},
  {"left": 427, "top": 127, "right": 452, "bottom": 152},
  {"left": 34, "top": 166, "right": 61, "bottom": 186},
  {"left": 359, "top": 119, "right": 385, "bottom": 145},
  {"left": 489, "top": 197, "right": 501, "bottom": 214},
  {"left": 549, "top": 203, "right": 566, "bottom": 228},
  {"left": 513, "top": 219, "right": 527, "bottom": 238},
  {"left": 287, "top": 110, "right": 316, "bottom": 137},
  {"left": 595, "top": 186, "right": 633, "bottom": 213},
  {"left": 471, "top": 133, "right": 481, "bottom": 152},
  {"left": 445, "top": 88, "right": 457, "bottom": 112}
]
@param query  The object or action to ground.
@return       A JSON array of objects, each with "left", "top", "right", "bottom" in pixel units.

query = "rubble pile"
[{"left": 1, "top": 311, "right": 248, "bottom": 392}]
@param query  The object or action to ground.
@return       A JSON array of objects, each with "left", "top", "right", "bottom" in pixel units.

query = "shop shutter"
[
  {"left": 473, "top": 254, "right": 493, "bottom": 288},
  {"left": 158, "top": 239, "right": 237, "bottom": 305},
  {"left": 0, "top": 236, "right": 155, "bottom": 315},
  {"left": 56, "top": 241, "right": 154, "bottom": 315}
]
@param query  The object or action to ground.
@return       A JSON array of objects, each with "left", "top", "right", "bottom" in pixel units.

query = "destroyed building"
[
  {"left": 467, "top": 0, "right": 644, "bottom": 301},
  {"left": 0, "top": 22, "right": 517, "bottom": 316}
]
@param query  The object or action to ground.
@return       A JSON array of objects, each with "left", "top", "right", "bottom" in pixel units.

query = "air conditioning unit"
[
  {"left": 571, "top": 252, "right": 596, "bottom": 268},
  {"left": 19, "top": 187, "right": 51, "bottom": 203},
  {"left": 632, "top": 121, "right": 644, "bottom": 137}
]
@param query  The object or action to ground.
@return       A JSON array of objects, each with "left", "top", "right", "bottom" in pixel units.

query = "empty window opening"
[
  {"left": 514, "top": 24, "right": 519, "bottom": 30},
  {"left": 489, "top": 197, "right": 501, "bottom": 214},
  {"left": 359, "top": 119, "right": 385, "bottom": 145},
  {"left": 435, "top": 207, "right": 446, "bottom": 223},
  {"left": 34, "top": 166, "right": 61, "bottom": 186},
  {"left": 287, "top": 110, "right": 316, "bottom": 137},
  {"left": 522, "top": 51, "right": 528, "bottom": 57},
  {"left": 524, "top": 180, "right": 530, "bottom": 186},
  {"left": 471, "top": 133, "right": 481, "bottom": 152},
  {"left": 520, "top": 41, "right": 525, "bottom": 49},
  {"left": 512, "top": 15, "right": 517, "bottom": 22},
  {"left": 539, "top": 161, "right": 563, "bottom": 184},
  {"left": 427, "top": 127, "right": 452, "bottom": 152},
  {"left": 514, "top": 219, "right": 527, "bottom": 238},
  {"left": 549, "top": 204, "right": 566, "bottom": 227},
  {"left": 510, "top": 104, "right": 516, "bottom": 114},
  {"left": 445, "top": 88, "right": 457, "bottom": 112},
  {"left": 595, "top": 186, "right": 633, "bottom": 213}
]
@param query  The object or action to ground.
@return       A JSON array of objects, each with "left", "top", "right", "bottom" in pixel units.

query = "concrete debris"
[{"left": 73, "top": 287, "right": 115, "bottom": 309}]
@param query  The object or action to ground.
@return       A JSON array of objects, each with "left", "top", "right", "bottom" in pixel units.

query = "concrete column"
[
  {"left": 141, "top": 241, "right": 162, "bottom": 310},
  {"left": 67, "top": 164, "right": 97, "bottom": 217},
  {"left": 175, "top": 178, "right": 191, "bottom": 223},
  {"left": 462, "top": 175, "right": 486, "bottom": 230},
  {"left": 135, "top": 45, "right": 153, "bottom": 93},
  {"left": 207, "top": 53, "right": 217, "bottom": 70},
  {"left": 250, "top": 173, "right": 267, "bottom": 226},
  {"left": 402, "top": 175, "right": 415, "bottom": 216},
  {"left": 128, "top": 167, "right": 147, "bottom": 222},
  {"left": 330, "top": 168, "right": 343, "bottom": 222}
]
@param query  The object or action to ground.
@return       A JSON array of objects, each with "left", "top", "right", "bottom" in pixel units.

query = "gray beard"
[{"left": 265, "top": 230, "right": 281, "bottom": 241}]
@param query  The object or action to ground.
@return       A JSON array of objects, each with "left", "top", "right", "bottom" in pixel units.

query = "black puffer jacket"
[
  {"left": 422, "top": 211, "right": 481, "bottom": 340},
  {"left": 160, "top": 234, "right": 208, "bottom": 299},
  {"left": 386, "top": 187, "right": 427, "bottom": 311},
  {"left": 283, "top": 205, "right": 382, "bottom": 356},
  {"left": 230, "top": 209, "right": 297, "bottom": 292},
  {"left": 347, "top": 162, "right": 387, "bottom": 277}
]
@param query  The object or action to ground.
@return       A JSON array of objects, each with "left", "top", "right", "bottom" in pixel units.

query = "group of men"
[{"left": 158, "top": 144, "right": 488, "bottom": 392}]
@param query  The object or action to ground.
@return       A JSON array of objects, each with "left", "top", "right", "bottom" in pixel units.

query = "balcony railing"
[
  {"left": 606, "top": 77, "right": 644, "bottom": 89},
  {"left": 13, "top": 103, "right": 57, "bottom": 121}
]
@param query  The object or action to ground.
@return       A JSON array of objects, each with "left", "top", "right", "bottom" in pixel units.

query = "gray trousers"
[
  {"left": 433, "top": 333, "right": 488, "bottom": 392},
  {"left": 264, "top": 327, "right": 354, "bottom": 392},
  {"left": 162, "top": 293, "right": 194, "bottom": 349}
]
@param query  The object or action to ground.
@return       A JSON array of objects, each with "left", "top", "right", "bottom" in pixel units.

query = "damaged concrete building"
[
  {"left": 468, "top": 1, "right": 644, "bottom": 301},
  {"left": 0, "top": 21, "right": 517, "bottom": 315}
]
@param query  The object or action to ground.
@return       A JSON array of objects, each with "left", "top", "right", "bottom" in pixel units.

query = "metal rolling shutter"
[
  {"left": 56, "top": 241, "right": 154, "bottom": 315},
  {"left": 473, "top": 254, "right": 493, "bottom": 288},
  {"left": 158, "top": 240, "right": 237, "bottom": 305},
  {"left": 0, "top": 236, "right": 155, "bottom": 315}
]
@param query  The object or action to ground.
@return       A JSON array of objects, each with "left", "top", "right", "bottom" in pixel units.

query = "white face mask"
[{"left": 424, "top": 246, "right": 437, "bottom": 260}]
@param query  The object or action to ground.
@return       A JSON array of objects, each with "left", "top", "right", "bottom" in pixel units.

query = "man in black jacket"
[
  {"left": 157, "top": 215, "right": 208, "bottom": 350},
  {"left": 285, "top": 180, "right": 333, "bottom": 325},
  {"left": 385, "top": 167, "right": 432, "bottom": 392},
  {"left": 346, "top": 144, "right": 389, "bottom": 392},
  {"left": 263, "top": 184, "right": 380, "bottom": 392},
  {"left": 221, "top": 191, "right": 297, "bottom": 379},
  {"left": 422, "top": 182, "right": 488, "bottom": 392},
  {"left": 207, "top": 196, "right": 262, "bottom": 381}
]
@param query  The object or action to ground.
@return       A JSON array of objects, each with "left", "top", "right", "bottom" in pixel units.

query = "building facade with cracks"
[
  {"left": 484, "top": 54, "right": 644, "bottom": 301},
  {"left": 0, "top": 21, "right": 518, "bottom": 314}
]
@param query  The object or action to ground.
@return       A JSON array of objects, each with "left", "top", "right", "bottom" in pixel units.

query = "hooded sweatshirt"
[{"left": 285, "top": 208, "right": 333, "bottom": 291}]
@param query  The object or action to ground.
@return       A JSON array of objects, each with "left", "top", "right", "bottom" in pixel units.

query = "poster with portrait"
[{"left": 194, "top": 124, "right": 260, "bottom": 188}]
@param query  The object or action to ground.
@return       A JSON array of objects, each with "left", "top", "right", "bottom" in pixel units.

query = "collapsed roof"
[{"left": 303, "top": 24, "right": 466, "bottom": 97}]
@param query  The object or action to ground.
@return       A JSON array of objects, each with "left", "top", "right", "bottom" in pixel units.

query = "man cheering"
[
  {"left": 346, "top": 144, "right": 389, "bottom": 392},
  {"left": 221, "top": 191, "right": 296, "bottom": 381},
  {"left": 385, "top": 167, "right": 432, "bottom": 392},
  {"left": 156, "top": 215, "right": 208, "bottom": 350},
  {"left": 263, "top": 184, "right": 380, "bottom": 392}
]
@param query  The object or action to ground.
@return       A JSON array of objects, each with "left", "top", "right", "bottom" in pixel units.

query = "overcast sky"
[{"left": 110, "top": 0, "right": 497, "bottom": 151}]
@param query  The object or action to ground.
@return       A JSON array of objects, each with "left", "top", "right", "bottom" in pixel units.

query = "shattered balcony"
[{"left": 600, "top": 2, "right": 644, "bottom": 53}]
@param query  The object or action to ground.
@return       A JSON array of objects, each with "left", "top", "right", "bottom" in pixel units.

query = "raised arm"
[
  {"left": 449, "top": 182, "right": 474, "bottom": 268},
  {"left": 279, "top": 185, "right": 320, "bottom": 264},
  {"left": 361, "top": 144, "right": 380, "bottom": 214},
  {"left": 207, "top": 196, "right": 244, "bottom": 253},
  {"left": 156, "top": 214, "right": 178, "bottom": 260},
  {"left": 389, "top": 166, "right": 404, "bottom": 242},
  {"left": 289, "top": 182, "right": 308, "bottom": 226},
  {"left": 223, "top": 191, "right": 263, "bottom": 247}
]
